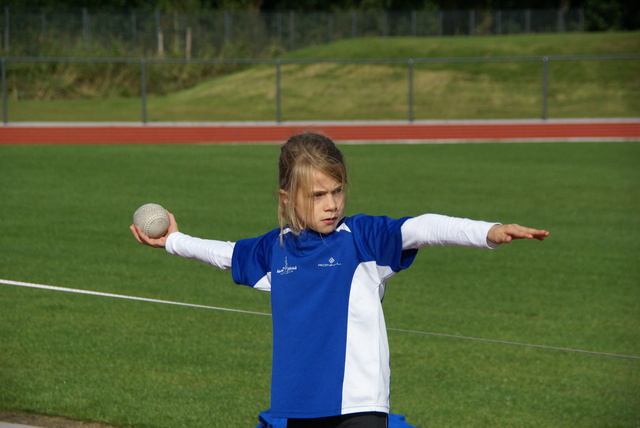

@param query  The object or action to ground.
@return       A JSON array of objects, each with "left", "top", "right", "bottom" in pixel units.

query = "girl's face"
[{"left": 294, "top": 169, "right": 345, "bottom": 234}]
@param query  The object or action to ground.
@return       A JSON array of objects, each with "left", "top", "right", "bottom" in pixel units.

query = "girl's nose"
[{"left": 325, "top": 194, "right": 337, "bottom": 211}]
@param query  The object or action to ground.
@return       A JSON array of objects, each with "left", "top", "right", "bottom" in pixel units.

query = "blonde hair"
[{"left": 278, "top": 132, "right": 348, "bottom": 236}]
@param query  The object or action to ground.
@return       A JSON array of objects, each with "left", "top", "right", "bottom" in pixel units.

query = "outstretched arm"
[
  {"left": 401, "top": 214, "right": 549, "bottom": 250},
  {"left": 487, "top": 224, "right": 549, "bottom": 245},
  {"left": 130, "top": 211, "right": 234, "bottom": 270}
]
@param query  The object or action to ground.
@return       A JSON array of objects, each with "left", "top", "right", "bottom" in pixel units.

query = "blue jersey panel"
[
  {"left": 348, "top": 214, "right": 418, "bottom": 271},
  {"left": 231, "top": 228, "right": 280, "bottom": 288}
]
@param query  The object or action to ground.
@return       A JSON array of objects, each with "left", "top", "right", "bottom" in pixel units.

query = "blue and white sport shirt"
[{"left": 231, "top": 214, "right": 418, "bottom": 418}]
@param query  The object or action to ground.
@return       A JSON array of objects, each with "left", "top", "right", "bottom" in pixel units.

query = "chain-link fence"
[{"left": 2, "top": 8, "right": 585, "bottom": 58}]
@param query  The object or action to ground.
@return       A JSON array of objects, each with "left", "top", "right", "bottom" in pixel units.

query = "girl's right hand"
[{"left": 130, "top": 212, "right": 179, "bottom": 248}]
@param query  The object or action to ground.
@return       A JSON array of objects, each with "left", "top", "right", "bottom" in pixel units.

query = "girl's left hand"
[{"left": 488, "top": 224, "right": 549, "bottom": 245}]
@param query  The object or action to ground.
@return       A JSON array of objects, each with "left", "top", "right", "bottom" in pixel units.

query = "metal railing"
[{"left": 1, "top": 53, "right": 638, "bottom": 124}]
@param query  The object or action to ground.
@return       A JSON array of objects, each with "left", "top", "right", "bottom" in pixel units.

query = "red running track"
[{"left": 1, "top": 120, "right": 639, "bottom": 144}]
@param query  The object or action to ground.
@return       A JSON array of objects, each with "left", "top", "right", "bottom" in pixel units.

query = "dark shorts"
[{"left": 286, "top": 412, "right": 388, "bottom": 428}]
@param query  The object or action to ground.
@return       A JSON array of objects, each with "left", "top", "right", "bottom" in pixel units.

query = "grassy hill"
[
  {"left": 6, "top": 31, "right": 640, "bottom": 122},
  {"left": 286, "top": 31, "right": 640, "bottom": 58}
]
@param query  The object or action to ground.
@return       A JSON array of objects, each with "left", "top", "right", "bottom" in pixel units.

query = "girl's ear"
[{"left": 278, "top": 189, "right": 289, "bottom": 206}]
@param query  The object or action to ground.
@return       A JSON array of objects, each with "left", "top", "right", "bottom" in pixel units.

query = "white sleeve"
[
  {"left": 165, "top": 232, "right": 235, "bottom": 270},
  {"left": 401, "top": 214, "right": 500, "bottom": 250}
]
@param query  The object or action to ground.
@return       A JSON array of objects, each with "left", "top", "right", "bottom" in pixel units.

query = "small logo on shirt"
[
  {"left": 277, "top": 257, "right": 298, "bottom": 275},
  {"left": 318, "top": 257, "right": 342, "bottom": 268}
]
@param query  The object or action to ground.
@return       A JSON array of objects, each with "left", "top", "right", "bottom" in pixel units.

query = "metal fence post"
[
  {"left": 382, "top": 12, "right": 387, "bottom": 37},
  {"left": 224, "top": 10, "right": 231, "bottom": 43},
  {"left": 131, "top": 12, "right": 137, "bottom": 51},
  {"left": 2, "top": 57, "right": 7, "bottom": 124},
  {"left": 289, "top": 11, "right": 295, "bottom": 50},
  {"left": 557, "top": 9, "right": 564, "bottom": 33},
  {"left": 155, "top": 9, "right": 164, "bottom": 55},
  {"left": 4, "top": 7, "right": 9, "bottom": 52},
  {"left": 82, "top": 8, "right": 89, "bottom": 49},
  {"left": 41, "top": 12, "right": 46, "bottom": 40},
  {"left": 408, "top": 59, "right": 414, "bottom": 122},
  {"left": 542, "top": 56, "right": 549, "bottom": 120},
  {"left": 131, "top": 11, "right": 138, "bottom": 51},
  {"left": 352, "top": 11, "right": 357, "bottom": 38},
  {"left": 141, "top": 59, "right": 147, "bottom": 124},
  {"left": 469, "top": 10, "right": 475, "bottom": 36},
  {"left": 275, "top": 59, "right": 281, "bottom": 123},
  {"left": 411, "top": 10, "right": 417, "bottom": 36},
  {"left": 276, "top": 12, "right": 282, "bottom": 48}
]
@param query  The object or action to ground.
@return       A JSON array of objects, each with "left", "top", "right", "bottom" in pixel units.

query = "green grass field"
[
  {"left": 1, "top": 141, "right": 638, "bottom": 427},
  {"left": 6, "top": 31, "right": 640, "bottom": 122}
]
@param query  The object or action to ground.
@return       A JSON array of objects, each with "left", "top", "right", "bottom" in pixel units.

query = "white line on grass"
[
  {"left": 387, "top": 328, "right": 640, "bottom": 360},
  {"left": 0, "top": 278, "right": 270, "bottom": 317},
  {"left": 2, "top": 278, "right": 638, "bottom": 360}
]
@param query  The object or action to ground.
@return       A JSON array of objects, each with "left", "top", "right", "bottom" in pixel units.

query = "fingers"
[
  {"left": 488, "top": 224, "right": 550, "bottom": 245},
  {"left": 505, "top": 224, "right": 550, "bottom": 241},
  {"left": 129, "top": 224, "right": 145, "bottom": 244},
  {"left": 129, "top": 224, "right": 168, "bottom": 248},
  {"left": 166, "top": 212, "right": 179, "bottom": 235},
  {"left": 530, "top": 229, "right": 550, "bottom": 240}
]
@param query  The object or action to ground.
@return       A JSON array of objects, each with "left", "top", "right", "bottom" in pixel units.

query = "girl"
[{"left": 131, "top": 132, "right": 549, "bottom": 428}]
